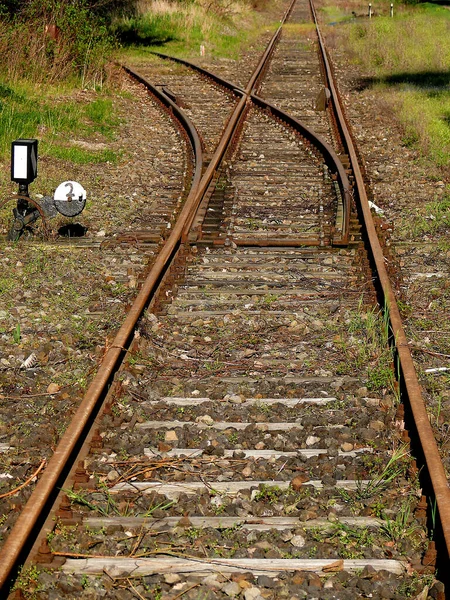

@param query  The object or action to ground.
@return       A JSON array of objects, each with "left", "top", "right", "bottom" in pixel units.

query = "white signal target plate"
[{"left": 54, "top": 181, "right": 86, "bottom": 217}]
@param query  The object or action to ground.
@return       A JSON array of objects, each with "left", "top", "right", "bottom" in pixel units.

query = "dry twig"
[{"left": 0, "top": 459, "right": 46, "bottom": 499}]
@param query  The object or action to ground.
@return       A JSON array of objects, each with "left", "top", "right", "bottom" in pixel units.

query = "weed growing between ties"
[
  {"left": 338, "top": 444, "right": 411, "bottom": 503},
  {"left": 321, "top": 2, "right": 450, "bottom": 170},
  {"left": 338, "top": 301, "right": 397, "bottom": 395},
  {"left": 12, "top": 565, "right": 48, "bottom": 599}
]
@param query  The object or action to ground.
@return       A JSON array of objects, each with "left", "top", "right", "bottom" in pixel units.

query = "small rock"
[
  {"left": 255, "top": 441, "right": 265, "bottom": 450},
  {"left": 305, "top": 435, "right": 320, "bottom": 446},
  {"left": 242, "top": 465, "right": 252, "bottom": 477},
  {"left": 414, "top": 587, "right": 429, "bottom": 600},
  {"left": 239, "top": 580, "right": 253, "bottom": 590},
  {"left": 311, "top": 319, "right": 324, "bottom": 329},
  {"left": 163, "top": 574, "right": 181, "bottom": 584},
  {"left": 257, "top": 575, "right": 276, "bottom": 588},
  {"left": 203, "top": 575, "right": 223, "bottom": 590},
  {"left": 340, "top": 442, "right": 354, "bottom": 452},
  {"left": 292, "top": 571, "right": 307, "bottom": 585},
  {"left": 106, "top": 470, "right": 119, "bottom": 482},
  {"left": 244, "top": 587, "right": 262, "bottom": 600},
  {"left": 223, "top": 581, "right": 240, "bottom": 596},
  {"left": 361, "top": 428, "right": 378, "bottom": 441},
  {"left": 211, "top": 495, "right": 223, "bottom": 508},
  {"left": 291, "top": 474, "right": 308, "bottom": 490},
  {"left": 280, "top": 531, "right": 294, "bottom": 542},
  {"left": 164, "top": 430, "right": 178, "bottom": 442},
  {"left": 228, "top": 394, "right": 243, "bottom": 404},
  {"left": 196, "top": 414, "right": 214, "bottom": 426},
  {"left": 158, "top": 442, "right": 172, "bottom": 453},
  {"left": 47, "top": 383, "right": 60, "bottom": 394},
  {"left": 307, "top": 573, "right": 322, "bottom": 589},
  {"left": 254, "top": 540, "right": 272, "bottom": 550},
  {"left": 369, "top": 420, "right": 385, "bottom": 431},
  {"left": 246, "top": 530, "right": 258, "bottom": 543},
  {"left": 290, "top": 534, "right": 306, "bottom": 548},
  {"left": 429, "top": 580, "right": 445, "bottom": 600}
]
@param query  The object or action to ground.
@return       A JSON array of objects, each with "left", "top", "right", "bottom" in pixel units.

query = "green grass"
[
  {"left": 327, "top": 3, "right": 450, "bottom": 168},
  {"left": 0, "top": 80, "right": 120, "bottom": 164},
  {"left": 85, "top": 98, "right": 119, "bottom": 138},
  {"left": 47, "top": 146, "right": 120, "bottom": 164},
  {"left": 116, "top": 2, "right": 279, "bottom": 61},
  {"left": 398, "top": 192, "right": 450, "bottom": 238}
]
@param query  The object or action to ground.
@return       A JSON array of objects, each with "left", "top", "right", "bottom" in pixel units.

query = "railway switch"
[{"left": 6, "top": 138, "right": 87, "bottom": 240}]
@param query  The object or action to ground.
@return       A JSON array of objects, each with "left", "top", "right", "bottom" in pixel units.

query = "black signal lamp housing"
[{"left": 11, "top": 139, "right": 38, "bottom": 185}]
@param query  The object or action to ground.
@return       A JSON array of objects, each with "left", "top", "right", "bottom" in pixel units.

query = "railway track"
[{"left": 0, "top": 0, "right": 449, "bottom": 598}]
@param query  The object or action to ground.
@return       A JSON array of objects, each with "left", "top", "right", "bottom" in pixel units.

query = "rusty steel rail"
[
  {"left": 0, "top": 4, "right": 297, "bottom": 591},
  {"left": 149, "top": 55, "right": 352, "bottom": 245},
  {"left": 0, "top": 78, "right": 204, "bottom": 592},
  {"left": 309, "top": 0, "right": 450, "bottom": 561},
  {"left": 250, "top": 94, "right": 351, "bottom": 246},
  {"left": 122, "top": 65, "right": 204, "bottom": 191}
]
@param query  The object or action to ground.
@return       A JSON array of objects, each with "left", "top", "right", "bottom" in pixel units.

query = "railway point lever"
[{"left": 7, "top": 138, "right": 87, "bottom": 240}]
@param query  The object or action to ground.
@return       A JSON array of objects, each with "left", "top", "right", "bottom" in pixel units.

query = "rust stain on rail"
[{"left": 309, "top": 0, "right": 450, "bottom": 562}]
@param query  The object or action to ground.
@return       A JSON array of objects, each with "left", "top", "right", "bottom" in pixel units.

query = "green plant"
[
  {"left": 254, "top": 401, "right": 271, "bottom": 415},
  {"left": 0, "top": 0, "right": 117, "bottom": 86},
  {"left": 367, "top": 362, "right": 395, "bottom": 392},
  {"left": 228, "top": 431, "right": 238, "bottom": 444},
  {"left": 356, "top": 445, "right": 409, "bottom": 500},
  {"left": 221, "top": 523, "right": 242, "bottom": 539},
  {"left": 340, "top": 5, "right": 450, "bottom": 167},
  {"left": 114, "top": 0, "right": 266, "bottom": 60},
  {"left": 0, "top": 78, "right": 121, "bottom": 163},
  {"left": 401, "top": 195, "right": 450, "bottom": 238},
  {"left": 430, "top": 497, "right": 438, "bottom": 540},
  {"left": 339, "top": 446, "right": 409, "bottom": 506},
  {"left": 253, "top": 484, "right": 282, "bottom": 503},
  {"left": 144, "top": 500, "right": 174, "bottom": 517},
  {"left": 65, "top": 485, "right": 133, "bottom": 517},
  {"left": 262, "top": 293, "right": 278, "bottom": 305},
  {"left": 186, "top": 526, "right": 202, "bottom": 541},
  {"left": 396, "top": 571, "right": 435, "bottom": 597},
  {"left": 12, "top": 322, "right": 21, "bottom": 344},
  {"left": 380, "top": 501, "right": 420, "bottom": 547},
  {"left": 47, "top": 145, "right": 120, "bottom": 165},
  {"left": 13, "top": 564, "right": 45, "bottom": 596},
  {"left": 80, "top": 574, "right": 89, "bottom": 589}
]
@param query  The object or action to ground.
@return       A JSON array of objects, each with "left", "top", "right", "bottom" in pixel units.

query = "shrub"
[{"left": 0, "top": 0, "right": 128, "bottom": 85}]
